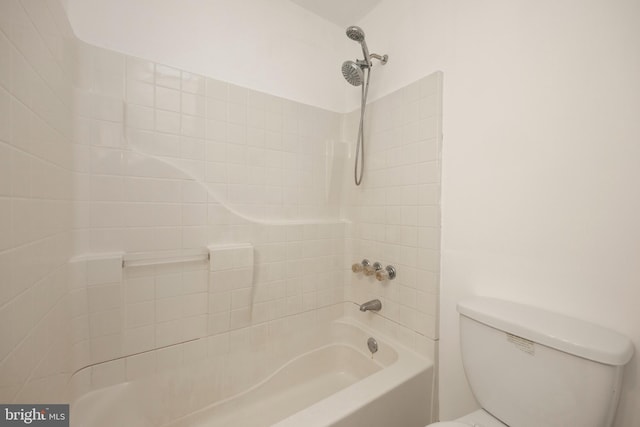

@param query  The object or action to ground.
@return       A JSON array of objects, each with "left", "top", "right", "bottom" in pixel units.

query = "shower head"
[
  {"left": 345, "top": 25, "right": 371, "bottom": 67},
  {"left": 341, "top": 25, "right": 388, "bottom": 87},
  {"left": 346, "top": 26, "right": 365, "bottom": 42},
  {"left": 342, "top": 25, "right": 388, "bottom": 187},
  {"left": 341, "top": 60, "right": 364, "bottom": 86}
]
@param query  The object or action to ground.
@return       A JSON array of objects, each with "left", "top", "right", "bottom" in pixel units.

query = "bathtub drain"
[{"left": 367, "top": 337, "right": 378, "bottom": 356}]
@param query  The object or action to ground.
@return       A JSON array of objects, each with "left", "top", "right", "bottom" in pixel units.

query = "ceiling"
[{"left": 289, "top": 0, "right": 383, "bottom": 27}]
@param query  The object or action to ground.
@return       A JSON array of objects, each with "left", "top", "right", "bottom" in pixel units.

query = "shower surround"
[
  {"left": 67, "top": 40, "right": 348, "bottom": 381},
  {"left": 0, "top": 0, "right": 442, "bottom": 422}
]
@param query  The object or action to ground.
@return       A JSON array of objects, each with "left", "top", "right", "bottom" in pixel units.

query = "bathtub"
[{"left": 72, "top": 318, "right": 434, "bottom": 427}]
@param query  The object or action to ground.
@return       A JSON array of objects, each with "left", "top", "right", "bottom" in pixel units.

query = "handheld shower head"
[
  {"left": 341, "top": 60, "right": 364, "bottom": 86},
  {"left": 346, "top": 26, "right": 365, "bottom": 42},
  {"left": 345, "top": 26, "right": 371, "bottom": 67},
  {"left": 341, "top": 25, "right": 389, "bottom": 187}
]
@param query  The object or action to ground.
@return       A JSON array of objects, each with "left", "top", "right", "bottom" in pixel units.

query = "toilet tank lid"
[{"left": 457, "top": 297, "right": 634, "bottom": 366}]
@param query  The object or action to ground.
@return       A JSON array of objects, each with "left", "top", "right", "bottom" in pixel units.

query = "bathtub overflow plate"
[{"left": 367, "top": 337, "right": 378, "bottom": 355}]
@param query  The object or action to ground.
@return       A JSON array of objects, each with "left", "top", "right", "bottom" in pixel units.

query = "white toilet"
[{"left": 428, "top": 297, "right": 634, "bottom": 427}]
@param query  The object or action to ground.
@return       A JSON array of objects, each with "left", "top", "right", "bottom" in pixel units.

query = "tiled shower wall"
[
  {"left": 66, "top": 41, "right": 347, "bottom": 390},
  {"left": 68, "top": 226, "right": 344, "bottom": 394},
  {"left": 71, "top": 40, "right": 345, "bottom": 254},
  {"left": 0, "top": 0, "right": 75, "bottom": 403},
  {"left": 344, "top": 72, "right": 442, "bottom": 351},
  {"left": 0, "top": 0, "right": 442, "bottom": 404},
  {"left": 72, "top": 41, "right": 344, "bottom": 238}
]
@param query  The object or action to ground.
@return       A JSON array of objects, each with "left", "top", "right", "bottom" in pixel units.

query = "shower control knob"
[
  {"left": 375, "top": 265, "right": 396, "bottom": 281},
  {"left": 364, "top": 262, "right": 382, "bottom": 276},
  {"left": 352, "top": 259, "right": 371, "bottom": 273}
]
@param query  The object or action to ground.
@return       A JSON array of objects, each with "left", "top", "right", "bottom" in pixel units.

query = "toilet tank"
[{"left": 458, "top": 297, "right": 633, "bottom": 427}]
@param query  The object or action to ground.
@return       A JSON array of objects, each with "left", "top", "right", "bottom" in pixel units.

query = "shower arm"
[
  {"left": 356, "top": 53, "right": 389, "bottom": 68},
  {"left": 354, "top": 54, "right": 389, "bottom": 70},
  {"left": 369, "top": 53, "right": 389, "bottom": 65}
]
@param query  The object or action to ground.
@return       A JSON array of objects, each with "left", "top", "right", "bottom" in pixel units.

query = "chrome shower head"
[
  {"left": 342, "top": 25, "right": 388, "bottom": 187},
  {"left": 345, "top": 25, "right": 371, "bottom": 67},
  {"left": 341, "top": 60, "right": 364, "bottom": 86},
  {"left": 346, "top": 26, "right": 365, "bottom": 42},
  {"left": 341, "top": 25, "right": 388, "bottom": 86}
]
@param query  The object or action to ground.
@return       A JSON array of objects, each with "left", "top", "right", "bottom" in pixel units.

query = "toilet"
[{"left": 428, "top": 297, "right": 634, "bottom": 427}]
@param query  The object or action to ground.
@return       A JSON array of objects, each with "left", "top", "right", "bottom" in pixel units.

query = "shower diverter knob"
[
  {"left": 352, "top": 259, "right": 371, "bottom": 273},
  {"left": 364, "top": 262, "right": 382, "bottom": 276},
  {"left": 375, "top": 265, "right": 396, "bottom": 281}
]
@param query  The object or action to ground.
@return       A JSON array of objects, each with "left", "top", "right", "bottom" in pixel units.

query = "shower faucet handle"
[
  {"left": 364, "top": 262, "right": 383, "bottom": 276},
  {"left": 352, "top": 259, "right": 371, "bottom": 273},
  {"left": 375, "top": 265, "right": 396, "bottom": 281}
]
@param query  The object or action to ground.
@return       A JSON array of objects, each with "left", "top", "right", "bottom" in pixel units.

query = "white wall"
[
  {"left": 360, "top": 0, "right": 640, "bottom": 425},
  {"left": 63, "top": 0, "right": 351, "bottom": 112}
]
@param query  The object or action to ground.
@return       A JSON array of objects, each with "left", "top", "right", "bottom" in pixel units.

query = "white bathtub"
[{"left": 72, "top": 318, "right": 434, "bottom": 427}]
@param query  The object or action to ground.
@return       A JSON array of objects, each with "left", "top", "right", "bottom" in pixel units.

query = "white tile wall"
[
  {"left": 67, "top": 233, "right": 344, "bottom": 375},
  {"left": 65, "top": 231, "right": 344, "bottom": 389},
  {"left": 2, "top": 0, "right": 442, "bottom": 406},
  {"left": 119, "top": 55, "right": 344, "bottom": 222},
  {"left": 344, "top": 72, "right": 443, "bottom": 346},
  {"left": 0, "top": 0, "right": 75, "bottom": 404},
  {"left": 64, "top": 39, "right": 349, "bottom": 379},
  {"left": 209, "top": 245, "right": 254, "bottom": 331},
  {"left": 68, "top": 254, "right": 211, "bottom": 366}
]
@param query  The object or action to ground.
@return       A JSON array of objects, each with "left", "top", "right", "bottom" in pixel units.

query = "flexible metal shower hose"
[{"left": 354, "top": 67, "right": 371, "bottom": 186}]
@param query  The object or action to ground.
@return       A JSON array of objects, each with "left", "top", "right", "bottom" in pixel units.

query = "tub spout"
[{"left": 359, "top": 299, "right": 382, "bottom": 312}]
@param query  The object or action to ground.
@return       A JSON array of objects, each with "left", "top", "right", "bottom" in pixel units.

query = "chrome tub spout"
[{"left": 359, "top": 299, "right": 382, "bottom": 312}]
